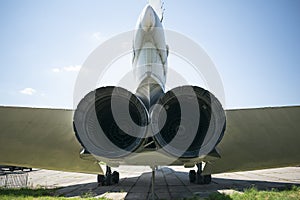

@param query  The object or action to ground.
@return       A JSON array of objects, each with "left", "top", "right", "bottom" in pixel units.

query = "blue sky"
[{"left": 0, "top": 0, "right": 299, "bottom": 109}]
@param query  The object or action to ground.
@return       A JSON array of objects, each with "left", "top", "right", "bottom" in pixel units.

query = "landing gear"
[
  {"left": 189, "top": 170, "right": 196, "bottom": 183},
  {"left": 97, "top": 165, "right": 119, "bottom": 186},
  {"left": 148, "top": 166, "right": 158, "bottom": 200},
  {"left": 189, "top": 163, "right": 211, "bottom": 185},
  {"left": 112, "top": 171, "right": 120, "bottom": 184},
  {"left": 97, "top": 174, "right": 105, "bottom": 185}
]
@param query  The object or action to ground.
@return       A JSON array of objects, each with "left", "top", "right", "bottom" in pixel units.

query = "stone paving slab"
[{"left": 2, "top": 166, "right": 297, "bottom": 199}]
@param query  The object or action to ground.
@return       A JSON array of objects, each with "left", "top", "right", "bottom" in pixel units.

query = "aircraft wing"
[
  {"left": 1, "top": 105, "right": 299, "bottom": 175},
  {"left": 203, "top": 106, "right": 300, "bottom": 175},
  {"left": 0, "top": 106, "right": 102, "bottom": 174}
]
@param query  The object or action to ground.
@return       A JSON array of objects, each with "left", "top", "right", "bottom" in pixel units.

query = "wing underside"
[
  {"left": 203, "top": 106, "right": 300, "bottom": 175},
  {"left": 0, "top": 106, "right": 102, "bottom": 174},
  {"left": 1, "top": 105, "right": 299, "bottom": 175}
]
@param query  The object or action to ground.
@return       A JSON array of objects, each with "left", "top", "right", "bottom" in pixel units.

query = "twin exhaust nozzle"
[{"left": 73, "top": 86, "right": 226, "bottom": 159}]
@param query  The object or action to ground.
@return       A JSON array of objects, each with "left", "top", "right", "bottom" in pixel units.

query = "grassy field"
[
  {"left": 0, "top": 188, "right": 109, "bottom": 200},
  {"left": 0, "top": 186, "right": 300, "bottom": 200},
  {"left": 205, "top": 185, "right": 300, "bottom": 200}
]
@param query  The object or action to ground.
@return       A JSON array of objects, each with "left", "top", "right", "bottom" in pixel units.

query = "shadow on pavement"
[{"left": 54, "top": 167, "right": 299, "bottom": 199}]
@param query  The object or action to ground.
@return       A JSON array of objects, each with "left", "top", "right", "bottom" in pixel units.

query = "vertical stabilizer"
[{"left": 148, "top": 0, "right": 164, "bottom": 21}]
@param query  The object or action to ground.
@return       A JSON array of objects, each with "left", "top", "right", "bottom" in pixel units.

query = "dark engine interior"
[{"left": 73, "top": 86, "right": 226, "bottom": 159}]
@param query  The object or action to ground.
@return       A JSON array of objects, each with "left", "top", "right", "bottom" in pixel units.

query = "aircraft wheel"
[
  {"left": 189, "top": 170, "right": 196, "bottom": 183},
  {"left": 112, "top": 171, "right": 119, "bottom": 184},
  {"left": 98, "top": 166, "right": 119, "bottom": 186},
  {"left": 203, "top": 174, "right": 212, "bottom": 184},
  {"left": 106, "top": 173, "right": 112, "bottom": 186},
  {"left": 196, "top": 172, "right": 204, "bottom": 184},
  {"left": 97, "top": 174, "right": 105, "bottom": 186}
]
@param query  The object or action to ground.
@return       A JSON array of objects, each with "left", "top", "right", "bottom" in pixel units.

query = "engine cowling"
[
  {"left": 73, "top": 86, "right": 148, "bottom": 158},
  {"left": 151, "top": 86, "right": 226, "bottom": 158},
  {"left": 74, "top": 85, "right": 226, "bottom": 160}
]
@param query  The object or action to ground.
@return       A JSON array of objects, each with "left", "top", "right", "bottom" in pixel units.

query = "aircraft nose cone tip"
[{"left": 141, "top": 5, "right": 156, "bottom": 31}]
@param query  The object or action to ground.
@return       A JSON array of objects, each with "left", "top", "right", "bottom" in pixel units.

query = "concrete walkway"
[{"left": 17, "top": 166, "right": 300, "bottom": 199}]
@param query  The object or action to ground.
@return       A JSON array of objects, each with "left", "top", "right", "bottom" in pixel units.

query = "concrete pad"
[
  {"left": 3, "top": 166, "right": 299, "bottom": 199},
  {"left": 120, "top": 177, "right": 138, "bottom": 187},
  {"left": 129, "top": 186, "right": 149, "bottom": 193},
  {"left": 110, "top": 186, "right": 132, "bottom": 193},
  {"left": 155, "top": 192, "right": 171, "bottom": 200},
  {"left": 165, "top": 175, "right": 182, "bottom": 186},
  {"left": 126, "top": 192, "right": 148, "bottom": 200},
  {"left": 170, "top": 192, "right": 193, "bottom": 199},
  {"left": 98, "top": 192, "right": 127, "bottom": 200},
  {"left": 218, "top": 189, "right": 243, "bottom": 195}
]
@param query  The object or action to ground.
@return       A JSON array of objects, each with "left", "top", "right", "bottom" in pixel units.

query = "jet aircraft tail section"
[
  {"left": 148, "top": 0, "right": 164, "bottom": 21},
  {"left": 74, "top": 86, "right": 149, "bottom": 159},
  {"left": 135, "top": 77, "right": 164, "bottom": 110}
]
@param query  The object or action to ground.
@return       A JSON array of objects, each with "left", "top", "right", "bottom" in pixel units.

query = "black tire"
[
  {"left": 112, "top": 171, "right": 119, "bottom": 184},
  {"left": 9, "top": 167, "right": 14, "bottom": 172},
  {"left": 196, "top": 172, "right": 204, "bottom": 184},
  {"left": 189, "top": 170, "right": 196, "bottom": 183},
  {"left": 97, "top": 175, "right": 105, "bottom": 186},
  {"left": 203, "top": 174, "right": 212, "bottom": 184},
  {"left": 106, "top": 174, "right": 112, "bottom": 186}
]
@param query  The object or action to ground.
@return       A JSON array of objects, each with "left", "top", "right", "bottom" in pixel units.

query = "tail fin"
[{"left": 148, "top": 0, "right": 165, "bottom": 21}]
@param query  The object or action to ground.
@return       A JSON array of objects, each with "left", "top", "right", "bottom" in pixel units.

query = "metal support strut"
[
  {"left": 189, "top": 162, "right": 212, "bottom": 184},
  {"left": 97, "top": 165, "right": 119, "bottom": 186},
  {"left": 105, "top": 165, "right": 112, "bottom": 185},
  {"left": 148, "top": 166, "right": 158, "bottom": 200}
]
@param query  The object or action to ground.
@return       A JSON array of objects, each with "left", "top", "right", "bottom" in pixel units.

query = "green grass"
[
  {"left": 205, "top": 185, "right": 300, "bottom": 200},
  {"left": 1, "top": 186, "right": 300, "bottom": 200},
  {"left": 0, "top": 188, "right": 110, "bottom": 200}
]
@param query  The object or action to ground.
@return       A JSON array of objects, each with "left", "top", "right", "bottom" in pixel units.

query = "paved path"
[{"left": 3, "top": 166, "right": 300, "bottom": 199}]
